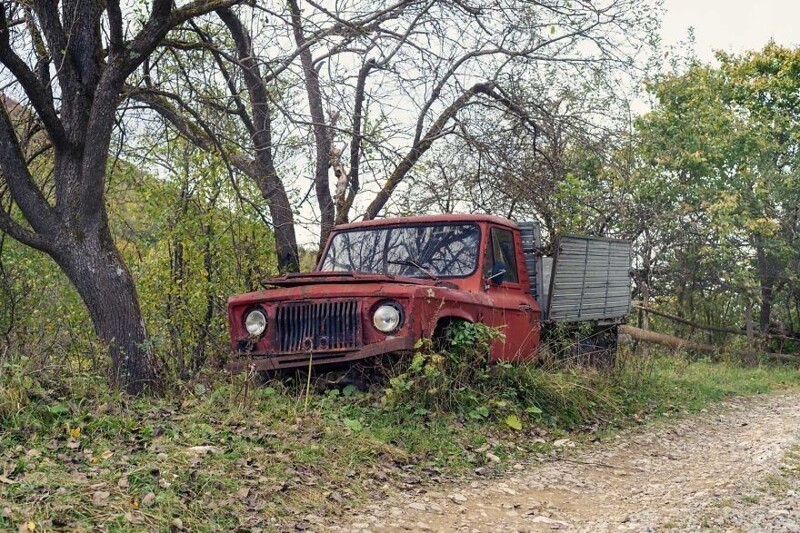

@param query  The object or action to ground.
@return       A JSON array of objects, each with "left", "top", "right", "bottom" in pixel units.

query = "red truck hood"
[
  {"left": 228, "top": 271, "right": 462, "bottom": 307},
  {"left": 262, "top": 271, "right": 442, "bottom": 288}
]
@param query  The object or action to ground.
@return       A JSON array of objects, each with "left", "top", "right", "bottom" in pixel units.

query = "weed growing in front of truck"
[
  {"left": 379, "top": 321, "right": 621, "bottom": 427},
  {"left": 382, "top": 322, "right": 618, "bottom": 429},
  {"left": 381, "top": 323, "right": 651, "bottom": 429},
  {"left": 381, "top": 321, "right": 500, "bottom": 413}
]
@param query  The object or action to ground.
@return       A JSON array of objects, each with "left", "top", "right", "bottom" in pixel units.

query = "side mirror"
[{"left": 485, "top": 261, "right": 507, "bottom": 287}]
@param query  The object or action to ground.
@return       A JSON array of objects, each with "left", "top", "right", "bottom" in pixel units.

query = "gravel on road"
[{"left": 328, "top": 392, "right": 800, "bottom": 532}]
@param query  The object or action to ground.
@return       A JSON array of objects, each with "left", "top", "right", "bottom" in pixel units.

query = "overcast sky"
[{"left": 661, "top": 0, "right": 800, "bottom": 61}]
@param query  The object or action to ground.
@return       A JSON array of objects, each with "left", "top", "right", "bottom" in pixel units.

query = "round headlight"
[
  {"left": 244, "top": 309, "right": 267, "bottom": 336},
  {"left": 373, "top": 304, "right": 402, "bottom": 333}
]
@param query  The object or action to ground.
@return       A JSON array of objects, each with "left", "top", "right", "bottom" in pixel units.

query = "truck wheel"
[
  {"left": 431, "top": 318, "right": 469, "bottom": 353},
  {"left": 254, "top": 370, "right": 271, "bottom": 387},
  {"left": 583, "top": 325, "right": 618, "bottom": 369}
]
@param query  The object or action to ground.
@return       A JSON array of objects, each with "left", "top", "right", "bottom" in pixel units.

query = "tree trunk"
[
  {"left": 756, "top": 238, "right": 776, "bottom": 334},
  {"left": 620, "top": 325, "right": 799, "bottom": 363},
  {"left": 0, "top": 0, "right": 241, "bottom": 396},
  {"left": 287, "top": 0, "right": 335, "bottom": 249},
  {"left": 54, "top": 225, "right": 156, "bottom": 394},
  {"left": 745, "top": 300, "right": 754, "bottom": 339},
  {"left": 252, "top": 166, "right": 300, "bottom": 273},
  {"left": 214, "top": 8, "right": 301, "bottom": 273}
]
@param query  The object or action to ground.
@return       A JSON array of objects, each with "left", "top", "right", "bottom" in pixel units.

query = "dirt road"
[{"left": 330, "top": 393, "right": 800, "bottom": 532}]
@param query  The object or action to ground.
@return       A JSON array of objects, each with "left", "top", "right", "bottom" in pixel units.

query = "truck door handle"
[{"left": 518, "top": 304, "right": 532, "bottom": 311}]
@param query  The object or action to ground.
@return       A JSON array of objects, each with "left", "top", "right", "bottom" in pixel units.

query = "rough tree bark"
[
  {"left": 755, "top": 237, "right": 778, "bottom": 334},
  {"left": 287, "top": 0, "right": 336, "bottom": 249},
  {"left": 53, "top": 230, "right": 152, "bottom": 388},
  {"left": 0, "top": 0, "right": 239, "bottom": 394}
]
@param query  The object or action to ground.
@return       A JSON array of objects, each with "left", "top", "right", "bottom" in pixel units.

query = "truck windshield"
[{"left": 319, "top": 223, "right": 480, "bottom": 278}]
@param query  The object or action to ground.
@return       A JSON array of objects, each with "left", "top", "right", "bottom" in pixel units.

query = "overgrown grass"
[{"left": 1, "top": 348, "right": 799, "bottom": 531}]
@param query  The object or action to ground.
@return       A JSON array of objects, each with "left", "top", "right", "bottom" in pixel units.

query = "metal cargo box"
[{"left": 546, "top": 235, "right": 632, "bottom": 323}]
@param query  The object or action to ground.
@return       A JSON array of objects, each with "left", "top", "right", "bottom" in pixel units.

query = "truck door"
[{"left": 483, "top": 226, "right": 540, "bottom": 362}]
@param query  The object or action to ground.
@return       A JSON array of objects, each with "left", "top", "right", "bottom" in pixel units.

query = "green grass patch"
[{"left": 1, "top": 352, "right": 799, "bottom": 531}]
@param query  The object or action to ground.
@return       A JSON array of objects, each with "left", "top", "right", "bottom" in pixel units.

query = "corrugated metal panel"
[
  {"left": 541, "top": 256, "right": 553, "bottom": 319},
  {"left": 518, "top": 222, "right": 546, "bottom": 317},
  {"left": 546, "top": 235, "right": 632, "bottom": 322}
]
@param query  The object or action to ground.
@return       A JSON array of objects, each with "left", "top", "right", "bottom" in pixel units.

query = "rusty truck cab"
[{"left": 226, "top": 214, "right": 542, "bottom": 373}]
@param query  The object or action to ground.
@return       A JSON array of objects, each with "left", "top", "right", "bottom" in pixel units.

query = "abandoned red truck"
[{"left": 226, "top": 214, "right": 632, "bottom": 373}]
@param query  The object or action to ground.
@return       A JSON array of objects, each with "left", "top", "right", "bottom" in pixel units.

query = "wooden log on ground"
[
  {"left": 619, "top": 325, "right": 800, "bottom": 363},
  {"left": 631, "top": 305, "right": 742, "bottom": 335},
  {"left": 620, "top": 325, "right": 716, "bottom": 353},
  {"left": 632, "top": 304, "right": 799, "bottom": 342}
]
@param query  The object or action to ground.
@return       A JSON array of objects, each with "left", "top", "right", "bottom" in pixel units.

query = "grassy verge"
[{"left": 1, "top": 352, "right": 799, "bottom": 531}]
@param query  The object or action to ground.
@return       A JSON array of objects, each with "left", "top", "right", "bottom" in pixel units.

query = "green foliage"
[
  {"left": 380, "top": 320, "right": 800, "bottom": 434},
  {"left": 1, "top": 140, "right": 279, "bottom": 381},
  {"left": 527, "top": 43, "right": 800, "bottom": 348},
  {"left": 381, "top": 322, "right": 619, "bottom": 429},
  {"left": 625, "top": 43, "right": 800, "bottom": 342},
  {"left": 113, "top": 143, "right": 278, "bottom": 378},
  {"left": 381, "top": 321, "right": 501, "bottom": 413}
]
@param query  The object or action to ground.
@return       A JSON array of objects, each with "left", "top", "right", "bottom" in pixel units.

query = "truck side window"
[{"left": 486, "top": 228, "right": 518, "bottom": 283}]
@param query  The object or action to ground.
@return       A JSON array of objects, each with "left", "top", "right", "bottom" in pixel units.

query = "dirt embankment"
[{"left": 328, "top": 393, "right": 800, "bottom": 532}]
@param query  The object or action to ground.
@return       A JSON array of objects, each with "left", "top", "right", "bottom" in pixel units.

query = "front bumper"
[{"left": 224, "top": 335, "right": 415, "bottom": 373}]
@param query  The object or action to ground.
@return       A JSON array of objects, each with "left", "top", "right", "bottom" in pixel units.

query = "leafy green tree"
[
  {"left": 0, "top": 0, "right": 239, "bottom": 393},
  {"left": 116, "top": 141, "right": 277, "bottom": 378},
  {"left": 633, "top": 43, "right": 800, "bottom": 337}
]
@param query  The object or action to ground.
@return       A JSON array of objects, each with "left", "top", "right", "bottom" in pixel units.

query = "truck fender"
[{"left": 430, "top": 311, "right": 475, "bottom": 339}]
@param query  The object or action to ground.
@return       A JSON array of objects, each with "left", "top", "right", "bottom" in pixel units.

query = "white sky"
[{"left": 660, "top": 0, "right": 800, "bottom": 61}]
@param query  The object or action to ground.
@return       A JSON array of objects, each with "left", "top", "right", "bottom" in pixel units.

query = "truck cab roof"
[{"left": 332, "top": 213, "right": 519, "bottom": 232}]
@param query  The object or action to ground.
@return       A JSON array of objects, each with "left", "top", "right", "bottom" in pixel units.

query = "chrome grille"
[{"left": 275, "top": 300, "right": 360, "bottom": 353}]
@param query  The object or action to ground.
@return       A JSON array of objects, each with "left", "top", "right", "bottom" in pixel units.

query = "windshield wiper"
[{"left": 387, "top": 259, "right": 439, "bottom": 281}]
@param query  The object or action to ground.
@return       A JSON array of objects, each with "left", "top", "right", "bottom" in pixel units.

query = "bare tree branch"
[
  {"left": 363, "top": 81, "right": 539, "bottom": 220},
  {"left": 0, "top": 6, "right": 67, "bottom": 146},
  {"left": 0, "top": 102, "right": 60, "bottom": 238}
]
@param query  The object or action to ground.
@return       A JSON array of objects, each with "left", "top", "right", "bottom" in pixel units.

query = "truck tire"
[
  {"left": 580, "top": 324, "right": 618, "bottom": 369},
  {"left": 541, "top": 323, "right": 618, "bottom": 369},
  {"left": 431, "top": 318, "right": 469, "bottom": 353}
]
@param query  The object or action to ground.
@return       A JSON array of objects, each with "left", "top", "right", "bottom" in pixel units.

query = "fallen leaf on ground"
[
  {"left": 142, "top": 492, "right": 156, "bottom": 507},
  {"left": 505, "top": 414, "right": 523, "bottom": 430},
  {"left": 92, "top": 491, "right": 110, "bottom": 506},
  {"left": 185, "top": 446, "right": 221, "bottom": 455}
]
